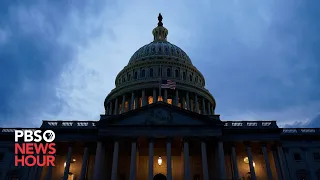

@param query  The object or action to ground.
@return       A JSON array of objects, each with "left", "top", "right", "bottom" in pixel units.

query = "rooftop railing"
[
  {"left": 282, "top": 128, "right": 320, "bottom": 135},
  {"left": 1, "top": 121, "right": 320, "bottom": 136},
  {"left": 40, "top": 120, "right": 98, "bottom": 129},
  {"left": 222, "top": 121, "right": 278, "bottom": 129}
]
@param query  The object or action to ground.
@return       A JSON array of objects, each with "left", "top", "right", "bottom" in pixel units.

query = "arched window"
[
  {"left": 128, "top": 74, "right": 131, "bottom": 81},
  {"left": 183, "top": 72, "right": 186, "bottom": 80},
  {"left": 190, "top": 74, "right": 192, "bottom": 82},
  {"left": 141, "top": 69, "right": 145, "bottom": 77},
  {"left": 134, "top": 72, "right": 138, "bottom": 79},
  {"left": 167, "top": 68, "right": 171, "bottom": 77},
  {"left": 175, "top": 69, "right": 179, "bottom": 77},
  {"left": 150, "top": 68, "right": 154, "bottom": 77}
]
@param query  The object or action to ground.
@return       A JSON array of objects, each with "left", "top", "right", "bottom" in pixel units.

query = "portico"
[{"left": 36, "top": 102, "right": 284, "bottom": 180}]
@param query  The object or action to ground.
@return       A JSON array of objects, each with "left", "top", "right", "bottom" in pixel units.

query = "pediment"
[{"left": 99, "top": 102, "right": 222, "bottom": 126}]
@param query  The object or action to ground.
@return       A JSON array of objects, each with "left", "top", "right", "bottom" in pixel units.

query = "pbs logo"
[{"left": 14, "top": 130, "right": 56, "bottom": 142}]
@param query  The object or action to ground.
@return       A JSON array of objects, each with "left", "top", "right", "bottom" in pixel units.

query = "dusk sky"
[{"left": 0, "top": 0, "right": 319, "bottom": 128}]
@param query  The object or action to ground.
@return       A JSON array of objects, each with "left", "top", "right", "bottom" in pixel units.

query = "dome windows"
[
  {"left": 167, "top": 68, "right": 171, "bottom": 77},
  {"left": 150, "top": 68, "right": 154, "bottom": 77},
  {"left": 141, "top": 69, "right": 146, "bottom": 78},
  {"left": 134, "top": 72, "right": 138, "bottom": 80},
  {"left": 175, "top": 69, "right": 179, "bottom": 78},
  {"left": 183, "top": 72, "right": 186, "bottom": 80},
  {"left": 158, "top": 68, "right": 162, "bottom": 77}
]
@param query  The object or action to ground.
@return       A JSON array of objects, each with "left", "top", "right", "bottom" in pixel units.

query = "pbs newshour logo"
[{"left": 14, "top": 129, "right": 56, "bottom": 167}]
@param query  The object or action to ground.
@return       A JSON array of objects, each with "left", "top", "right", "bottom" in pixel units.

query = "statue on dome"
[{"left": 158, "top": 13, "right": 163, "bottom": 26}]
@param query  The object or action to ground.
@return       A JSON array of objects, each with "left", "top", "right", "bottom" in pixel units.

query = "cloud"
[{"left": 0, "top": 0, "right": 319, "bottom": 128}]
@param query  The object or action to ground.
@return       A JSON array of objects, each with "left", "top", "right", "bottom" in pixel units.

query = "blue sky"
[{"left": 0, "top": 0, "right": 319, "bottom": 128}]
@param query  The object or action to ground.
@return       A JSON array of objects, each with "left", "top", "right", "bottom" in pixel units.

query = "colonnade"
[
  {"left": 38, "top": 139, "right": 292, "bottom": 180},
  {"left": 106, "top": 88, "right": 215, "bottom": 116}
]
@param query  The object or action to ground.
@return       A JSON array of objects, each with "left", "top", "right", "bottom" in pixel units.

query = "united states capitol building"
[{"left": 1, "top": 14, "right": 320, "bottom": 180}]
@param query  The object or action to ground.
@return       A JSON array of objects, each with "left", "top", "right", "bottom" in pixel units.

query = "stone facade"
[{"left": 1, "top": 14, "right": 320, "bottom": 180}]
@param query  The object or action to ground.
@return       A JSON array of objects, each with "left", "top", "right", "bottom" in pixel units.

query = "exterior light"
[
  {"left": 243, "top": 157, "right": 249, "bottom": 164},
  {"left": 158, "top": 156, "right": 162, "bottom": 166},
  {"left": 64, "top": 162, "right": 66, "bottom": 167},
  {"left": 244, "top": 157, "right": 255, "bottom": 167},
  {"left": 72, "top": 158, "right": 76, "bottom": 162}
]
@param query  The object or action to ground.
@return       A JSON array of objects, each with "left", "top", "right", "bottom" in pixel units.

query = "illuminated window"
[
  {"left": 158, "top": 96, "right": 163, "bottom": 102},
  {"left": 125, "top": 101, "right": 128, "bottom": 112},
  {"left": 139, "top": 98, "right": 142, "bottom": 107},
  {"left": 148, "top": 96, "right": 153, "bottom": 104},
  {"left": 119, "top": 104, "right": 122, "bottom": 113},
  {"left": 167, "top": 99, "right": 172, "bottom": 105},
  {"left": 178, "top": 103, "right": 181, "bottom": 107}
]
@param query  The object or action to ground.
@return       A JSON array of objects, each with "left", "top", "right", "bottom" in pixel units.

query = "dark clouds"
[
  {"left": 184, "top": 1, "right": 320, "bottom": 124},
  {"left": 0, "top": 0, "right": 111, "bottom": 126},
  {"left": 0, "top": 0, "right": 319, "bottom": 127}
]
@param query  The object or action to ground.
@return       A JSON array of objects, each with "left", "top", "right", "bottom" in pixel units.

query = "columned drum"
[{"left": 104, "top": 14, "right": 216, "bottom": 116}]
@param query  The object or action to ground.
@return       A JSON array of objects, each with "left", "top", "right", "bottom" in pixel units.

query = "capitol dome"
[{"left": 104, "top": 14, "right": 216, "bottom": 116}]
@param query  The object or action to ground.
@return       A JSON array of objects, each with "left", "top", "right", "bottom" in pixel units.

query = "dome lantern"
[{"left": 152, "top": 13, "right": 168, "bottom": 42}]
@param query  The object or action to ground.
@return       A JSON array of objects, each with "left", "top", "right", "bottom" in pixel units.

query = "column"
[
  {"left": 148, "top": 139, "right": 154, "bottom": 180},
  {"left": 131, "top": 92, "right": 135, "bottom": 110},
  {"left": 246, "top": 145, "right": 256, "bottom": 180},
  {"left": 231, "top": 145, "right": 239, "bottom": 180},
  {"left": 130, "top": 140, "right": 137, "bottom": 180},
  {"left": 302, "top": 148, "right": 317, "bottom": 180},
  {"left": 284, "top": 149, "right": 295, "bottom": 179},
  {"left": 272, "top": 149, "right": 283, "bottom": 180},
  {"left": 93, "top": 141, "right": 104, "bottom": 180},
  {"left": 164, "top": 89, "right": 168, "bottom": 103},
  {"left": 114, "top": 98, "right": 118, "bottom": 115},
  {"left": 109, "top": 101, "right": 113, "bottom": 115},
  {"left": 218, "top": 141, "right": 227, "bottom": 179},
  {"left": 186, "top": 92, "right": 190, "bottom": 110},
  {"left": 166, "top": 138, "right": 172, "bottom": 180},
  {"left": 211, "top": 104, "right": 214, "bottom": 115},
  {"left": 1, "top": 152, "right": 13, "bottom": 180},
  {"left": 277, "top": 146, "right": 290, "bottom": 180},
  {"left": 121, "top": 95, "right": 125, "bottom": 113},
  {"left": 183, "top": 139, "right": 190, "bottom": 180},
  {"left": 106, "top": 106, "right": 109, "bottom": 115},
  {"left": 202, "top": 98, "right": 206, "bottom": 115},
  {"left": 195, "top": 94, "right": 199, "bottom": 113},
  {"left": 80, "top": 147, "right": 89, "bottom": 180},
  {"left": 134, "top": 97, "right": 138, "bottom": 109},
  {"left": 142, "top": 89, "right": 146, "bottom": 106},
  {"left": 262, "top": 145, "right": 273, "bottom": 180},
  {"left": 45, "top": 154, "right": 56, "bottom": 180},
  {"left": 201, "top": 141, "right": 209, "bottom": 180},
  {"left": 153, "top": 89, "right": 157, "bottom": 103},
  {"left": 63, "top": 145, "right": 73, "bottom": 180},
  {"left": 111, "top": 141, "right": 119, "bottom": 180},
  {"left": 174, "top": 89, "right": 179, "bottom": 106},
  {"left": 207, "top": 101, "right": 211, "bottom": 115}
]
